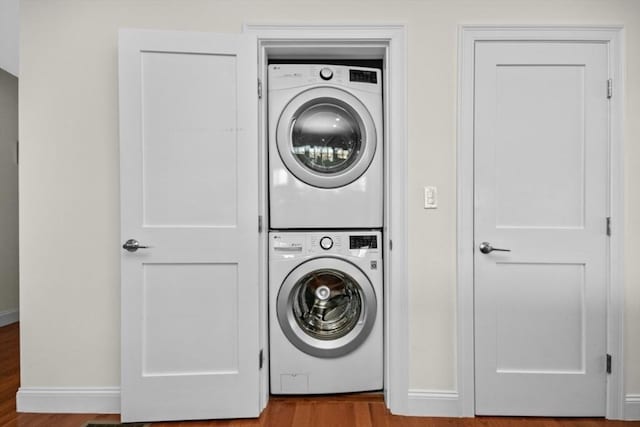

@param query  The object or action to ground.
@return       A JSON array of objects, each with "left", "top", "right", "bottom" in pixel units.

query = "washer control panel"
[{"left": 270, "top": 231, "right": 380, "bottom": 258}]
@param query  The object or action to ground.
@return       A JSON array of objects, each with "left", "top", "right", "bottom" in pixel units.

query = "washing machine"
[
  {"left": 269, "top": 230, "right": 383, "bottom": 394},
  {"left": 268, "top": 64, "right": 383, "bottom": 229}
]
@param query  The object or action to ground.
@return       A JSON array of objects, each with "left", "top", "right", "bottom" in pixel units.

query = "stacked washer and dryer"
[{"left": 268, "top": 64, "right": 384, "bottom": 394}]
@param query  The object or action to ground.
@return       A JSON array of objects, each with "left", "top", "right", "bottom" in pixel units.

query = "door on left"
[{"left": 119, "top": 30, "right": 259, "bottom": 423}]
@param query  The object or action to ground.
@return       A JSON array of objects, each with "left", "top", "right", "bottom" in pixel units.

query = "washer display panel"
[
  {"left": 277, "top": 257, "right": 377, "bottom": 358},
  {"left": 276, "top": 87, "right": 377, "bottom": 189}
]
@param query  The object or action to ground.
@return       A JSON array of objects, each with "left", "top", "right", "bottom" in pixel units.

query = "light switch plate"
[{"left": 424, "top": 186, "right": 437, "bottom": 209}]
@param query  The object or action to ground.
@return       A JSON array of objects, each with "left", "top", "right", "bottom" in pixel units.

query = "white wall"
[
  {"left": 19, "top": 0, "right": 640, "bottom": 399},
  {"left": 0, "top": 0, "right": 19, "bottom": 76},
  {"left": 0, "top": 67, "right": 18, "bottom": 318}
]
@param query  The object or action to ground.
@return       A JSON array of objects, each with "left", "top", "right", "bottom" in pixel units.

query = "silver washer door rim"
[
  {"left": 277, "top": 257, "right": 378, "bottom": 358},
  {"left": 276, "top": 87, "right": 377, "bottom": 189}
]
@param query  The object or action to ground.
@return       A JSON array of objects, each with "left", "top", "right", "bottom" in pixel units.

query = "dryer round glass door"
[
  {"left": 276, "top": 257, "right": 377, "bottom": 358},
  {"left": 276, "top": 87, "right": 377, "bottom": 189},
  {"left": 291, "top": 103, "right": 362, "bottom": 174}
]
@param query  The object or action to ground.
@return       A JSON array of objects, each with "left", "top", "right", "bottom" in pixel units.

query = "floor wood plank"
[{"left": 2, "top": 323, "right": 638, "bottom": 426}]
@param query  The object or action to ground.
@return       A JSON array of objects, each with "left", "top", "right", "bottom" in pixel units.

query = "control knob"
[
  {"left": 319, "top": 236, "right": 334, "bottom": 250},
  {"left": 319, "top": 67, "right": 333, "bottom": 81}
]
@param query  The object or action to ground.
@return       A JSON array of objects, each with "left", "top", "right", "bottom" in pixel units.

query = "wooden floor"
[{"left": 1, "top": 323, "right": 638, "bottom": 427}]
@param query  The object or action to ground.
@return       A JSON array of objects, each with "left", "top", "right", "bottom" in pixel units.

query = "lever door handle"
[
  {"left": 479, "top": 242, "right": 511, "bottom": 254},
  {"left": 122, "top": 239, "right": 150, "bottom": 252}
]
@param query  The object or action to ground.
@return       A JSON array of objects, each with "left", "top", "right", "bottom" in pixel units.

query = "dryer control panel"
[{"left": 268, "top": 64, "right": 382, "bottom": 94}]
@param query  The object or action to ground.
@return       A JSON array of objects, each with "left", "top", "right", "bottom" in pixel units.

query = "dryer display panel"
[
  {"left": 292, "top": 268, "right": 362, "bottom": 340},
  {"left": 349, "top": 69, "right": 377, "bottom": 84},
  {"left": 291, "top": 101, "right": 362, "bottom": 174}
]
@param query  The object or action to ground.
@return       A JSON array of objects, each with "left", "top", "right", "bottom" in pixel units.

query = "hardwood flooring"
[{"left": 1, "top": 323, "right": 638, "bottom": 427}]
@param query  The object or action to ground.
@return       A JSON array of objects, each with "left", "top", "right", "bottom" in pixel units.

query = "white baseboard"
[
  {"left": 16, "top": 387, "right": 120, "bottom": 414},
  {"left": 0, "top": 309, "right": 18, "bottom": 327},
  {"left": 626, "top": 394, "right": 640, "bottom": 420},
  {"left": 407, "top": 389, "right": 460, "bottom": 417},
  {"left": 15, "top": 386, "right": 632, "bottom": 419}
]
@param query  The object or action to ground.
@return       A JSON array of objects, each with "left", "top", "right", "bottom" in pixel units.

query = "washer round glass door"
[
  {"left": 277, "top": 257, "right": 377, "bottom": 358},
  {"left": 276, "top": 87, "right": 377, "bottom": 189}
]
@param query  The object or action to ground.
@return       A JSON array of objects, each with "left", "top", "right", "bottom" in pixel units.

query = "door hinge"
[
  {"left": 607, "top": 78, "right": 613, "bottom": 99},
  {"left": 389, "top": 239, "right": 392, "bottom": 251},
  {"left": 606, "top": 353, "right": 612, "bottom": 374},
  {"left": 259, "top": 349, "right": 264, "bottom": 370},
  {"left": 258, "top": 215, "right": 263, "bottom": 233},
  {"left": 15, "top": 140, "right": 19, "bottom": 165},
  {"left": 258, "top": 78, "right": 263, "bottom": 99},
  {"left": 606, "top": 216, "right": 611, "bottom": 236}
]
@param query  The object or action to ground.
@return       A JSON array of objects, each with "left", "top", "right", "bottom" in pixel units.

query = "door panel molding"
[{"left": 457, "top": 25, "right": 624, "bottom": 419}]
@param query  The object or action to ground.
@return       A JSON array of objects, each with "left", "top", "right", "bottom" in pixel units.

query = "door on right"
[{"left": 474, "top": 41, "right": 609, "bottom": 416}]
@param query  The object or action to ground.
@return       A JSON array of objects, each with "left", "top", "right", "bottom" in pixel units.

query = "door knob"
[
  {"left": 122, "top": 239, "right": 149, "bottom": 252},
  {"left": 479, "top": 242, "right": 511, "bottom": 254}
]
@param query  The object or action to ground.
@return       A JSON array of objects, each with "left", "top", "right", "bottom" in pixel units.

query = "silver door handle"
[
  {"left": 122, "top": 239, "right": 150, "bottom": 252},
  {"left": 479, "top": 242, "right": 511, "bottom": 254}
]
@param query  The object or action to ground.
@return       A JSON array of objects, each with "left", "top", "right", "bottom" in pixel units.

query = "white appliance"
[
  {"left": 269, "top": 230, "right": 383, "bottom": 394},
  {"left": 268, "top": 64, "right": 383, "bottom": 229}
]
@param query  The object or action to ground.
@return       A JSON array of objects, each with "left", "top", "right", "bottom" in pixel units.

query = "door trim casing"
[
  {"left": 457, "top": 25, "right": 625, "bottom": 419},
  {"left": 244, "top": 24, "right": 409, "bottom": 415}
]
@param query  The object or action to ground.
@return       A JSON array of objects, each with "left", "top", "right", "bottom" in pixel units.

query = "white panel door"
[
  {"left": 119, "top": 30, "right": 259, "bottom": 422},
  {"left": 474, "top": 41, "right": 609, "bottom": 416}
]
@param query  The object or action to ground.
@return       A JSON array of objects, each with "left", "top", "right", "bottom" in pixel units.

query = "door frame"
[
  {"left": 457, "top": 25, "right": 625, "bottom": 419},
  {"left": 243, "top": 23, "right": 409, "bottom": 415}
]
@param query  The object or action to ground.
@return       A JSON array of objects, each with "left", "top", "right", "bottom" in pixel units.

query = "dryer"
[
  {"left": 269, "top": 230, "right": 383, "bottom": 394},
  {"left": 268, "top": 64, "right": 383, "bottom": 229}
]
